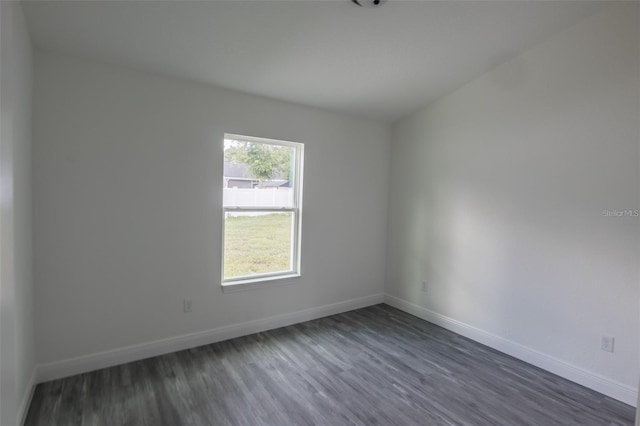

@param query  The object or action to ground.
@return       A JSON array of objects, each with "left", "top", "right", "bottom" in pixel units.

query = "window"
[{"left": 222, "top": 134, "right": 303, "bottom": 286}]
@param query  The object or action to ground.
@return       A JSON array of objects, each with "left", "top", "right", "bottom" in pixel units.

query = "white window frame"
[{"left": 221, "top": 134, "right": 304, "bottom": 289}]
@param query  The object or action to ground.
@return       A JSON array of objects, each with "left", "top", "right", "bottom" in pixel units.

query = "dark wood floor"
[{"left": 26, "top": 304, "right": 634, "bottom": 426}]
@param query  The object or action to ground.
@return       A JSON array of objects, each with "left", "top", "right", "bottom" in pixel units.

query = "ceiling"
[{"left": 23, "top": 1, "right": 605, "bottom": 123}]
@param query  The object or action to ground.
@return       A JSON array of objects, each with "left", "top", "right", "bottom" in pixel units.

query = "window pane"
[
  {"left": 223, "top": 139, "right": 296, "bottom": 208},
  {"left": 223, "top": 212, "right": 294, "bottom": 279}
]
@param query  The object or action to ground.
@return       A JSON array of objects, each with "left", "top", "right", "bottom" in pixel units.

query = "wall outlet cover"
[{"left": 601, "top": 336, "right": 614, "bottom": 353}]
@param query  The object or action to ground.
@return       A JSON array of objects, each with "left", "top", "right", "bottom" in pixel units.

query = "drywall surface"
[
  {"left": 386, "top": 3, "right": 639, "bottom": 396},
  {"left": 33, "top": 52, "right": 390, "bottom": 366},
  {"left": 0, "top": 1, "right": 34, "bottom": 424}
]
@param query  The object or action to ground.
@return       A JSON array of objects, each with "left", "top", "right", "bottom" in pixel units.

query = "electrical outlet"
[
  {"left": 184, "top": 299, "right": 193, "bottom": 313},
  {"left": 422, "top": 280, "right": 428, "bottom": 292},
  {"left": 601, "top": 336, "right": 614, "bottom": 353}
]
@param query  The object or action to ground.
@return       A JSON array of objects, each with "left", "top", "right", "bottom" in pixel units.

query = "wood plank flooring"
[{"left": 25, "top": 304, "right": 635, "bottom": 426}]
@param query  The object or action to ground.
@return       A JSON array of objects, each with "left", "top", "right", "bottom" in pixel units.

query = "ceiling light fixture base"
[{"left": 351, "top": 0, "right": 385, "bottom": 8}]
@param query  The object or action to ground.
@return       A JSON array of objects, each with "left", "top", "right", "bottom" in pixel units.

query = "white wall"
[
  {"left": 33, "top": 52, "right": 390, "bottom": 368},
  {"left": 0, "top": 1, "right": 35, "bottom": 425},
  {"left": 386, "top": 3, "right": 639, "bottom": 405}
]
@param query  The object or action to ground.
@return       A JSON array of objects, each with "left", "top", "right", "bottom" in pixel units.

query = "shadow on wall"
[{"left": 393, "top": 162, "right": 637, "bottom": 374}]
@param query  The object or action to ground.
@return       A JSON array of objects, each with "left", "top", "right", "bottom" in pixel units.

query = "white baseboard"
[
  {"left": 18, "top": 368, "right": 37, "bottom": 426},
  {"left": 31, "top": 292, "right": 637, "bottom": 410},
  {"left": 36, "top": 293, "right": 384, "bottom": 383},
  {"left": 384, "top": 294, "right": 638, "bottom": 407}
]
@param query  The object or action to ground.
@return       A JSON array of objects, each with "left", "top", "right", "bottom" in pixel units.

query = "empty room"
[{"left": 1, "top": 0, "right": 638, "bottom": 425}]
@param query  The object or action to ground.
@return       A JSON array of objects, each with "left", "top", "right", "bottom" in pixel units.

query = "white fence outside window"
[{"left": 223, "top": 187, "right": 293, "bottom": 209}]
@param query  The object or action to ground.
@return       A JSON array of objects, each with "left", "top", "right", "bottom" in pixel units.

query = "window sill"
[{"left": 221, "top": 273, "right": 301, "bottom": 293}]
